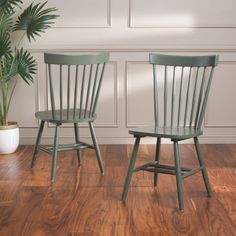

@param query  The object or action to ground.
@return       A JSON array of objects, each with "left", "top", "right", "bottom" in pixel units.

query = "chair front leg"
[
  {"left": 173, "top": 141, "right": 184, "bottom": 211},
  {"left": 154, "top": 137, "right": 161, "bottom": 187},
  {"left": 194, "top": 137, "right": 212, "bottom": 196},
  {"left": 74, "top": 123, "right": 81, "bottom": 164},
  {"left": 88, "top": 122, "right": 104, "bottom": 174},
  {"left": 121, "top": 136, "right": 141, "bottom": 201},
  {"left": 51, "top": 124, "right": 60, "bottom": 181},
  {"left": 31, "top": 120, "right": 45, "bottom": 168}
]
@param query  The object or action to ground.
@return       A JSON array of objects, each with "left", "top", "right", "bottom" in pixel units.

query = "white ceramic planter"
[{"left": 0, "top": 122, "right": 19, "bottom": 154}]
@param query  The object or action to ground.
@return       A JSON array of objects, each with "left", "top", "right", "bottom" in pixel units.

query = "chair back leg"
[
  {"left": 173, "top": 141, "right": 184, "bottom": 211},
  {"left": 122, "top": 137, "right": 140, "bottom": 201},
  {"left": 51, "top": 124, "right": 60, "bottom": 181},
  {"left": 89, "top": 122, "right": 104, "bottom": 174},
  {"left": 154, "top": 138, "right": 161, "bottom": 186},
  {"left": 194, "top": 137, "right": 212, "bottom": 196},
  {"left": 74, "top": 123, "right": 81, "bottom": 164},
  {"left": 31, "top": 120, "right": 45, "bottom": 168}
]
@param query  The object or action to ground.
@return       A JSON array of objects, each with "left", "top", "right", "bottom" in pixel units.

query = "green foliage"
[
  {"left": 0, "top": 11, "right": 13, "bottom": 32},
  {"left": 2, "top": 49, "right": 36, "bottom": 84},
  {"left": 14, "top": 2, "right": 58, "bottom": 41},
  {"left": 0, "top": 0, "right": 22, "bottom": 14},
  {"left": 0, "top": 29, "right": 11, "bottom": 57},
  {"left": 0, "top": 0, "right": 58, "bottom": 125}
]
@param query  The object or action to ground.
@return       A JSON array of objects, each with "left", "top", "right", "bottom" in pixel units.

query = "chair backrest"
[
  {"left": 44, "top": 52, "right": 109, "bottom": 121},
  {"left": 149, "top": 54, "right": 219, "bottom": 129}
]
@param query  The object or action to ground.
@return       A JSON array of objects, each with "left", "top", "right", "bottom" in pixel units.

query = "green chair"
[
  {"left": 31, "top": 52, "right": 109, "bottom": 181},
  {"left": 122, "top": 53, "right": 219, "bottom": 211}
]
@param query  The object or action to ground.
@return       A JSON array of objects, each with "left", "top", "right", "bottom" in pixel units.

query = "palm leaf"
[
  {"left": 15, "top": 48, "right": 36, "bottom": 84},
  {"left": 0, "top": 0, "right": 22, "bottom": 14},
  {"left": 0, "top": 30, "right": 11, "bottom": 57},
  {"left": 2, "top": 48, "right": 36, "bottom": 84},
  {"left": 13, "top": 1, "right": 58, "bottom": 41},
  {"left": 0, "top": 11, "right": 13, "bottom": 32},
  {"left": 0, "top": 11, "right": 12, "bottom": 58},
  {"left": 0, "top": 53, "right": 17, "bottom": 80}
]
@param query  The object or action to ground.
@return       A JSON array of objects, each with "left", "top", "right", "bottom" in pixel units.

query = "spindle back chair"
[
  {"left": 122, "top": 53, "right": 219, "bottom": 211},
  {"left": 31, "top": 52, "right": 109, "bottom": 181}
]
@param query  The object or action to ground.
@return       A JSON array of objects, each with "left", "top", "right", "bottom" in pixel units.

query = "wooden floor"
[{"left": 0, "top": 144, "right": 236, "bottom": 235}]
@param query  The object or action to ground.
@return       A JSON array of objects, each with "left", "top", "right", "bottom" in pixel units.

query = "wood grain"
[{"left": 0, "top": 144, "right": 236, "bottom": 235}]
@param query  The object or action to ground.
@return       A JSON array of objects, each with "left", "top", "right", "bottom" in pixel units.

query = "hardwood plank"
[
  {"left": 0, "top": 144, "right": 235, "bottom": 235},
  {"left": 0, "top": 186, "right": 48, "bottom": 236}
]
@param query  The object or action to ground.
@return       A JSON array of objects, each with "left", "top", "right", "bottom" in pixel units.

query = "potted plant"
[{"left": 0, "top": 0, "right": 58, "bottom": 154}]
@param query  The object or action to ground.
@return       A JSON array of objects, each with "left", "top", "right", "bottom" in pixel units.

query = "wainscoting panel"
[
  {"left": 126, "top": 61, "right": 153, "bottom": 127},
  {"left": 45, "top": 61, "right": 118, "bottom": 128},
  {"left": 129, "top": 0, "right": 236, "bottom": 27},
  {"left": 22, "top": 0, "right": 111, "bottom": 27},
  {"left": 8, "top": 53, "right": 40, "bottom": 128},
  {"left": 205, "top": 61, "right": 236, "bottom": 128}
]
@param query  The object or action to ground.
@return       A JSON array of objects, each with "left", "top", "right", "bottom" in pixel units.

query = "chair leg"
[
  {"left": 173, "top": 141, "right": 184, "bottom": 211},
  {"left": 51, "top": 124, "right": 60, "bottom": 182},
  {"left": 88, "top": 122, "right": 104, "bottom": 174},
  {"left": 122, "top": 137, "right": 141, "bottom": 201},
  {"left": 31, "top": 120, "right": 45, "bottom": 168},
  {"left": 194, "top": 137, "right": 212, "bottom": 196},
  {"left": 154, "top": 137, "right": 161, "bottom": 187},
  {"left": 74, "top": 123, "right": 81, "bottom": 164}
]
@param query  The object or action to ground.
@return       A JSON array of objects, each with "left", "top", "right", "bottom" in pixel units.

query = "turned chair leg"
[
  {"left": 173, "top": 141, "right": 184, "bottom": 211},
  {"left": 31, "top": 120, "right": 45, "bottom": 168},
  {"left": 74, "top": 123, "right": 81, "bottom": 164},
  {"left": 51, "top": 124, "right": 60, "bottom": 181},
  {"left": 194, "top": 137, "right": 212, "bottom": 196},
  {"left": 154, "top": 138, "right": 161, "bottom": 187},
  {"left": 122, "top": 137, "right": 141, "bottom": 201},
  {"left": 89, "top": 122, "right": 104, "bottom": 174}
]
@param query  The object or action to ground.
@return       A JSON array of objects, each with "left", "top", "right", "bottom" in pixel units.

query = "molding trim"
[
  {"left": 205, "top": 60, "right": 236, "bottom": 128},
  {"left": 126, "top": 59, "right": 236, "bottom": 129},
  {"left": 27, "top": 47, "right": 236, "bottom": 53},
  {"left": 129, "top": 0, "right": 236, "bottom": 28},
  {"left": 18, "top": 62, "right": 40, "bottom": 128},
  {"left": 125, "top": 61, "right": 151, "bottom": 128},
  {"left": 52, "top": 0, "right": 112, "bottom": 28},
  {"left": 46, "top": 61, "right": 118, "bottom": 129}
]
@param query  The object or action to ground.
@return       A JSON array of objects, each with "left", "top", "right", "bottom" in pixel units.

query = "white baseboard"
[{"left": 20, "top": 136, "right": 236, "bottom": 145}]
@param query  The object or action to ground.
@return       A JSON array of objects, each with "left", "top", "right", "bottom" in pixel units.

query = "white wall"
[{"left": 11, "top": 0, "right": 236, "bottom": 144}]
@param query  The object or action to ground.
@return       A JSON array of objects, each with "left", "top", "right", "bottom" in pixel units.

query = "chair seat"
[
  {"left": 129, "top": 126, "right": 203, "bottom": 139},
  {"left": 35, "top": 109, "right": 96, "bottom": 123}
]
